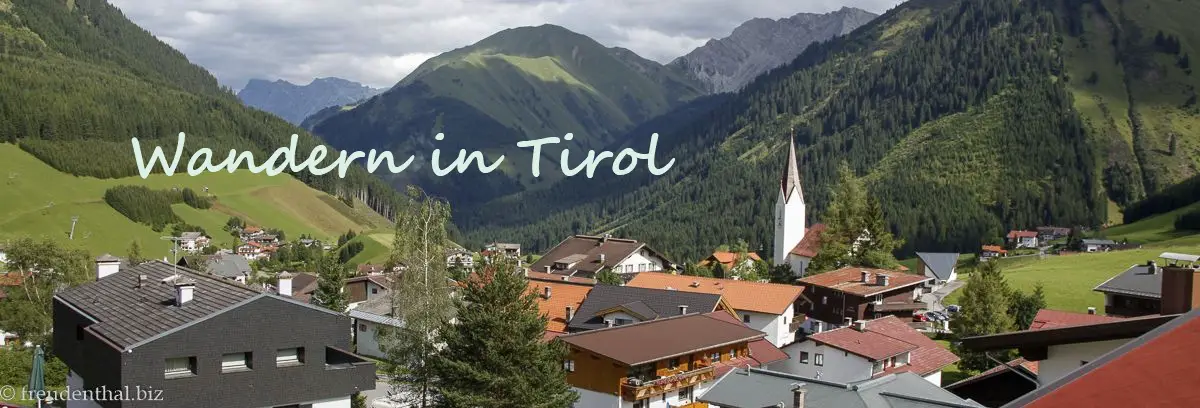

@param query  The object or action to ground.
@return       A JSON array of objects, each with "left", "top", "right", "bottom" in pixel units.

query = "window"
[
  {"left": 822, "top": 296, "right": 827, "bottom": 305},
  {"left": 563, "top": 359, "right": 575, "bottom": 372},
  {"left": 742, "top": 314, "right": 751, "bottom": 323},
  {"left": 709, "top": 352, "right": 721, "bottom": 362},
  {"left": 799, "top": 352, "right": 810, "bottom": 364},
  {"left": 359, "top": 323, "right": 368, "bottom": 332},
  {"left": 164, "top": 357, "right": 196, "bottom": 379},
  {"left": 874, "top": 294, "right": 883, "bottom": 303},
  {"left": 678, "top": 386, "right": 694, "bottom": 401},
  {"left": 624, "top": 265, "right": 633, "bottom": 273},
  {"left": 276, "top": 348, "right": 304, "bottom": 367},
  {"left": 633, "top": 400, "right": 647, "bottom": 408},
  {"left": 872, "top": 361, "right": 884, "bottom": 374},
  {"left": 371, "top": 288, "right": 379, "bottom": 294},
  {"left": 221, "top": 352, "right": 251, "bottom": 373},
  {"left": 729, "top": 349, "right": 736, "bottom": 360},
  {"left": 615, "top": 318, "right": 633, "bottom": 326},
  {"left": 814, "top": 353, "right": 824, "bottom": 366},
  {"left": 667, "top": 358, "right": 680, "bottom": 370}
]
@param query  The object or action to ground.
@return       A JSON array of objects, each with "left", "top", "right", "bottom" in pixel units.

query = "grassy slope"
[{"left": 0, "top": 144, "right": 388, "bottom": 257}]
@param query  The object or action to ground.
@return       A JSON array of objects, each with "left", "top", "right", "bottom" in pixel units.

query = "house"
[
  {"left": 558, "top": 312, "right": 788, "bottom": 408},
  {"left": 1002, "top": 307, "right": 1200, "bottom": 407},
  {"left": 1093, "top": 252, "right": 1200, "bottom": 317},
  {"left": 278, "top": 272, "right": 320, "bottom": 303},
  {"left": 177, "top": 251, "right": 252, "bottom": 284},
  {"left": 345, "top": 274, "right": 391, "bottom": 307},
  {"left": 773, "top": 139, "right": 830, "bottom": 278},
  {"left": 0, "top": 271, "right": 23, "bottom": 301},
  {"left": 1080, "top": 238, "right": 1117, "bottom": 252},
  {"left": 566, "top": 285, "right": 734, "bottom": 331},
  {"left": 770, "top": 315, "right": 959, "bottom": 386},
  {"left": 235, "top": 241, "right": 275, "bottom": 261},
  {"left": 944, "top": 358, "right": 1039, "bottom": 407},
  {"left": 484, "top": 242, "right": 521, "bottom": 259},
  {"left": 445, "top": 248, "right": 474, "bottom": 268},
  {"left": 915, "top": 252, "right": 959, "bottom": 287},
  {"left": 979, "top": 245, "right": 1007, "bottom": 261},
  {"left": 53, "top": 259, "right": 374, "bottom": 408},
  {"left": 347, "top": 295, "right": 401, "bottom": 360},
  {"left": 698, "top": 367, "right": 982, "bottom": 408},
  {"left": 699, "top": 251, "right": 762, "bottom": 278},
  {"left": 298, "top": 238, "right": 323, "bottom": 248},
  {"left": 1006, "top": 230, "right": 1039, "bottom": 249},
  {"left": 626, "top": 272, "right": 806, "bottom": 347},
  {"left": 528, "top": 279, "right": 593, "bottom": 340},
  {"left": 0, "top": 330, "right": 17, "bottom": 347},
  {"left": 528, "top": 234, "right": 673, "bottom": 280},
  {"left": 177, "top": 232, "right": 210, "bottom": 253},
  {"left": 1036, "top": 226, "right": 1072, "bottom": 242},
  {"left": 525, "top": 270, "right": 597, "bottom": 285},
  {"left": 797, "top": 267, "right": 930, "bottom": 333}
]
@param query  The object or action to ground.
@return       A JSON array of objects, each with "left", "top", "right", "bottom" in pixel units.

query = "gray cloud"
[{"left": 110, "top": 0, "right": 903, "bottom": 90}]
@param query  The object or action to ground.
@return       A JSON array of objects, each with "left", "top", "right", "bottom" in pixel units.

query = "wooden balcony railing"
[{"left": 620, "top": 363, "right": 716, "bottom": 401}]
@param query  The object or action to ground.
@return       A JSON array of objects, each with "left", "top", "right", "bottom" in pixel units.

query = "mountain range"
[{"left": 237, "top": 77, "right": 384, "bottom": 125}]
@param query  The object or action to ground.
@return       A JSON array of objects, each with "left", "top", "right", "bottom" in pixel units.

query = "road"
[{"left": 921, "top": 280, "right": 965, "bottom": 312}]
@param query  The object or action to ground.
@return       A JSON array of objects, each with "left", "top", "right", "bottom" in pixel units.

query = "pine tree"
[
  {"left": 433, "top": 258, "right": 578, "bottom": 408},
  {"left": 126, "top": 240, "right": 145, "bottom": 266},
  {"left": 312, "top": 253, "right": 349, "bottom": 312},
  {"left": 379, "top": 187, "right": 456, "bottom": 408},
  {"left": 950, "top": 261, "right": 1016, "bottom": 372},
  {"left": 810, "top": 162, "right": 901, "bottom": 272},
  {"left": 595, "top": 266, "right": 622, "bottom": 285},
  {"left": 1008, "top": 283, "right": 1047, "bottom": 330}
]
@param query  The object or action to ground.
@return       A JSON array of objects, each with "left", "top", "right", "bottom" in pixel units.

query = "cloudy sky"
[{"left": 110, "top": 0, "right": 903, "bottom": 90}]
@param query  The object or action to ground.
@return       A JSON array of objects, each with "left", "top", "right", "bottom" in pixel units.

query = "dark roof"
[
  {"left": 558, "top": 313, "right": 765, "bottom": 366},
  {"left": 290, "top": 272, "right": 320, "bottom": 303},
  {"left": 1093, "top": 264, "right": 1162, "bottom": 299},
  {"left": 799, "top": 267, "right": 929, "bottom": 297},
  {"left": 790, "top": 224, "right": 827, "bottom": 258},
  {"left": 915, "top": 252, "right": 958, "bottom": 281},
  {"left": 699, "top": 368, "right": 983, "bottom": 408},
  {"left": 960, "top": 313, "right": 1178, "bottom": 352},
  {"left": 1081, "top": 239, "right": 1117, "bottom": 245},
  {"left": 528, "top": 235, "right": 671, "bottom": 279},
  {"left": 809, "top": 316, "right": 959, "bottom": 376},
  {"left": 201, "top": 251, "right": 252, "bottom": 279},
  {"left": 566, "top": 285, "right": 724, "bottom": 331},
  {"left": 1008, "top": 307, "right": 1200, "bottom": 407},
  {"left": 944, "top": 358, "right": 1038, "bottom": 391},
  {"left": 54, "top": 261, "right": 286, "bottom": 350}
]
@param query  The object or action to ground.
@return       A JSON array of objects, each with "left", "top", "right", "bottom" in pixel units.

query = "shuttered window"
[
  {"left": 164, "top": 357, "right": 196, "bottom": 378},
  {"left": 276, "top": 347, "right": 304, "bottom": 367},
  {"left": 221, "top": 352, "right": 251, "bottom": 372}
]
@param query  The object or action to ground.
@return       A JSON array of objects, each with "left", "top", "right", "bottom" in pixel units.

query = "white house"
[
  {"left": 348, "top": 296, "right": 401, "bottom": 359},
  {"left": 915, "top": 252, "right": 959, "bottom": 287},
  {"left": 0, "top": 244, "right": 8, "bottom": 264},
  {"left": 1007, "top": 230, "right": 1040, "bottom": 249},
  {"left": 446, "top": 249, "right": 474, "bottom": 268},
  {"left": 1081, "top": 239, "right": 1118, "bottom": 253},
  {"left": 178, "top": 231, "right": 210, "bottom": 252},
  {"left": 770, "top": 316, "right": 959, "bottom": 386},
  {"left": 528, "top": 234, "right": 673, "bottom": 280},
  {"left": 626, "top": 272, "right": 806, "bottom": 348},
  {"left": 773, "top": 138, "right": 828, "bottom": 278}
]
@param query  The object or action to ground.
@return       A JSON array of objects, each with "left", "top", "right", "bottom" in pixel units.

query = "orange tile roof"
[
  {"left": 0, "top": 272, "right": 25, "bottom": 286},
  {"left": 701, "top": 251, "right": 763, "bottom": 270},
  {"left": 811, "top": 316, "right": 960, "bottom": 376},
  {"left": 526, "top": 280, "right": 592, "bottom": 334},
  {"left": 789, "top": 224, "right": 827, "bottom": 258},
  {"left": 1029, "top": 309, "right": 1124, "bottom": 330},
  {"left": 1007, "top": 230, "right": 1038, "bottom": 239},
  {"left": 798, "top": 267, "right": 929, "bottom": 297},
  {"left": 981, "top": 245, "right": 1007, "bottom": 254},
  {"left": 625, "top": 272, "right": 803, "bottom": 315}
]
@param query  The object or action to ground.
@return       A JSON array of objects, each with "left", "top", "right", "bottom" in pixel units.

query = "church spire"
[{"left": 781, "top": 128, "right": 804, "bottom": 203}]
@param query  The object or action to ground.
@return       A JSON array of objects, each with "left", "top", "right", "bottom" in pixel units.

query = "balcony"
[
  {"left": 620, "top": 363, "right": 715, "bottom": 401},
  {"left": 672, "top": 403, "right": 709, "bottom": 408}
]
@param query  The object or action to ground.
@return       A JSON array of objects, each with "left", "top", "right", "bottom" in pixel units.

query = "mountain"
[
  {"left": 456, "top": 0, "right": 1200, "bottom": 261},
  {"left": 308, "top": 24, "right": 705, "bottom": 204},
  {"left": 669, "top": 7, "right": 878, "bottom": 94},
  {"left": 238, "top": 77, "right": 384, "bottom": 125},
  {"left": 0, "top": 0, "right": 403, "bottom": 254}
]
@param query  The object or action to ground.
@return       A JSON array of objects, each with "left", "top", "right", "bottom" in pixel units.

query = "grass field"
[
  {"left": 346, "top": 232, "right": 395, "bottom": 265},
  {"left": 0, "top": 143, "right": 389, "bottom": 258}
]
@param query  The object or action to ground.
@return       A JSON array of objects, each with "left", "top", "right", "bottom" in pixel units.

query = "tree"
[
  {"left": 681, "top": 262, "right": 714, "bottom": 278},
  {"left": 810, "top": 163, "right": 901, "bottom": 272},
  {"left": 950, "top": 261, "right": 1016, "bottom": 372},
  {"left": 1066, "top": 226, "right": 1084, "bottom": 251},
  {"left": 1008, "top": 283, "right": 1047, "bottom": 330},
  {"left": 0, "top": 237, "right": 91, "bottom": 343},
  {"left": 595, "top": 266, "right": 622, "bottom": 285},
  {"left": 311, "top": 253, "right": 350, "bottom": 312},
  {"left": 126, "top": 240, "right": 145, "bottom": 265},
  {"left": 379, "top": 187, "right": 456, "bottom": 408},
  {"left": 350, "top": 393, "right": 366, "bottom": 408},
  {"left": 768, "top": 264, "right": 795, "bottom": 284},
  {"left": 433, "top": 258, "right": 578, "bottom": 407}
]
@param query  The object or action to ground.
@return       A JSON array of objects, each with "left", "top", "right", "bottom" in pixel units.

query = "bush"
[{"left": 1176, "top": 209, "right": 1200, "bottom": 231}]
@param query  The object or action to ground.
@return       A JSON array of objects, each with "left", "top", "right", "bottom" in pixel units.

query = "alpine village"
[{"left": 2, "top": 0, "right": 1200, "bottom": 407}]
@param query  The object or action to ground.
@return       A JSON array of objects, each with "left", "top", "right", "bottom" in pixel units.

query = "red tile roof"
[
  {"left": 789, "top": 224, "right": 827, "bottom": 258},
  {"left": 1007, "top": 230, "right": 1038, "bottom": 239},
  {"left": 0, "top": 272, "right": 24, "bottom": 286},
  {"left": 701, "top": 251, "right": 763, "bottom": 270},
  {"left": 798, "top": 267, "right": 928, "bottom": 297},
  {"left": 526, "top": 280, "right": 592, "bottom": 335},
  {"left": 626, "top": 272, "right": 804, "bottom": 315},
  {"left": 1020, "top": 312, "right": 1200, "bottom": 407},
  {"left": 810, "top": 316, "right": 959, "bottom": 376},
  {"left": 1029, "top": 309, "right": 1125, "bottom": 330},
  {"left": 705, "top": 311, "right": 790, "bottom": 369},
  {"left": 981, "top": 245, "right": 1007, "bottom": 254}
]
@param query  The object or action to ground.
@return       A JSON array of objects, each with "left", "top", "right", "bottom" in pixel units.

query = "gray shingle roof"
[
  {"left": 348, "top": 295, "right": 401, "bottom": 327},
  {"left": 204, "top": 252, "right": 252, "bottom": 279},
  {"left": 1093, "top": 264, "right": 1161, "bottom": 299},
  {"left": 566, "top": 285, "right": 722, "bottom": 331},
  {"left": 1081, "top": 239, "right": 1117, "bottom": 246},
  {"left": 915, "top": 252, "right": 958, "bottom": 281},
  {"left": 698, "top": 368, "right": 983, "bottom": 408},
  {"left": 55, "top": 261, "right": 263, "bottom": 349}
]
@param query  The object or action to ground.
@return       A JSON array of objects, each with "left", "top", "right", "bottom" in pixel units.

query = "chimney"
[
  {"left": 678, "top": 305, "right": 688, "bottom": 315},
  {"left": 1087, "top": 307, "right": 1096, "bottom": 315},
  {"left": 137, "top": 274, "right": 148, "bottom": 288},
  {"left": 95, "top": 254, "right": 121, "bottom": 280},
  {"left": 791, "top": 384, "right": 807, "bottom": 408},
  {"left": 174, "top": 278, "right": 196, "bottom": 306},
  {"left": 843, "top": 317, "right": 853, "bottom": 326},
  {"left": 605, "top": 319, "right": 614, "bottom": 328},
  {"left": 876, "top": 274, "right": 889, "bottom": 287},
  {"left": 854, "top": 320, "right": 867, "bottom": 331},
  {"left": 566, "top": 306, "right": 575, "bottom": 321},
  {"left": 543, "top": 286, "right": 552, "bottom": 299},
  {"left": 599, "top": 254, "right": 606, "bottom": 264},
  {"left": 277, "top": 271, "right": 294, "bottom": 297},
  {"left": 523, "top": 269, "right": 528, "bottom": 277},
  {"left": 860, "top": 270, "right": 871, "bottom": 283},
  {"left": 1160, "top": 264, "right": 1200, "bottom": 315},
  {"left": 544, "top": 265, "right": 551, "bottom": 273},
  {"left": 561, "top": 276, "right": 569, "bottom": 281}
]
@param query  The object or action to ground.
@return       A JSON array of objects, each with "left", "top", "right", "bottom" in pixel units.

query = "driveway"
[{"left": 921, "top": 280, "right": 965, "bottom": 312}]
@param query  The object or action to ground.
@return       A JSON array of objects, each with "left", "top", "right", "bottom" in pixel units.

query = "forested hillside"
[
  {"left": 456, "top": 0, "right": 1193, "bottom": 261},
  {"left": 0, "top": 0, "right": 407, "bottom": 219}
]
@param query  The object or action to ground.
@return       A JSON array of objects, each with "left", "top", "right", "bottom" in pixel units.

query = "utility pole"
[
  {"left": 69, "top": 215, "right": 79, "bottom": 240},
  {"left": 161, "top": 236, "right": 184, "bottom": 276}
]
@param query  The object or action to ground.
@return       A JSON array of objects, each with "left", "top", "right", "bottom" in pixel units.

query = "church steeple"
[{"left": 780, "top": 130, "right": 804, "bottom": 204}]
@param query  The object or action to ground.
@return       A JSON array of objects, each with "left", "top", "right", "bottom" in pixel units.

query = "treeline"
[
  {"left": 1122, "top": 174, "right": 1200, "bottom": 223},
  {"left": 1177, "top": 209, "right": 1200, "bottom": 231},
  {"left": 459, "top": 0, "right": 1104, "bottom": 260},
  {"left": 102, "top": 185, "right": 213, "bottom": 230}
]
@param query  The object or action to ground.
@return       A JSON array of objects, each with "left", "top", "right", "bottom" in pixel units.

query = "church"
[{"left": 773, "top": 138, "right": 825, "bottom": 277}]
